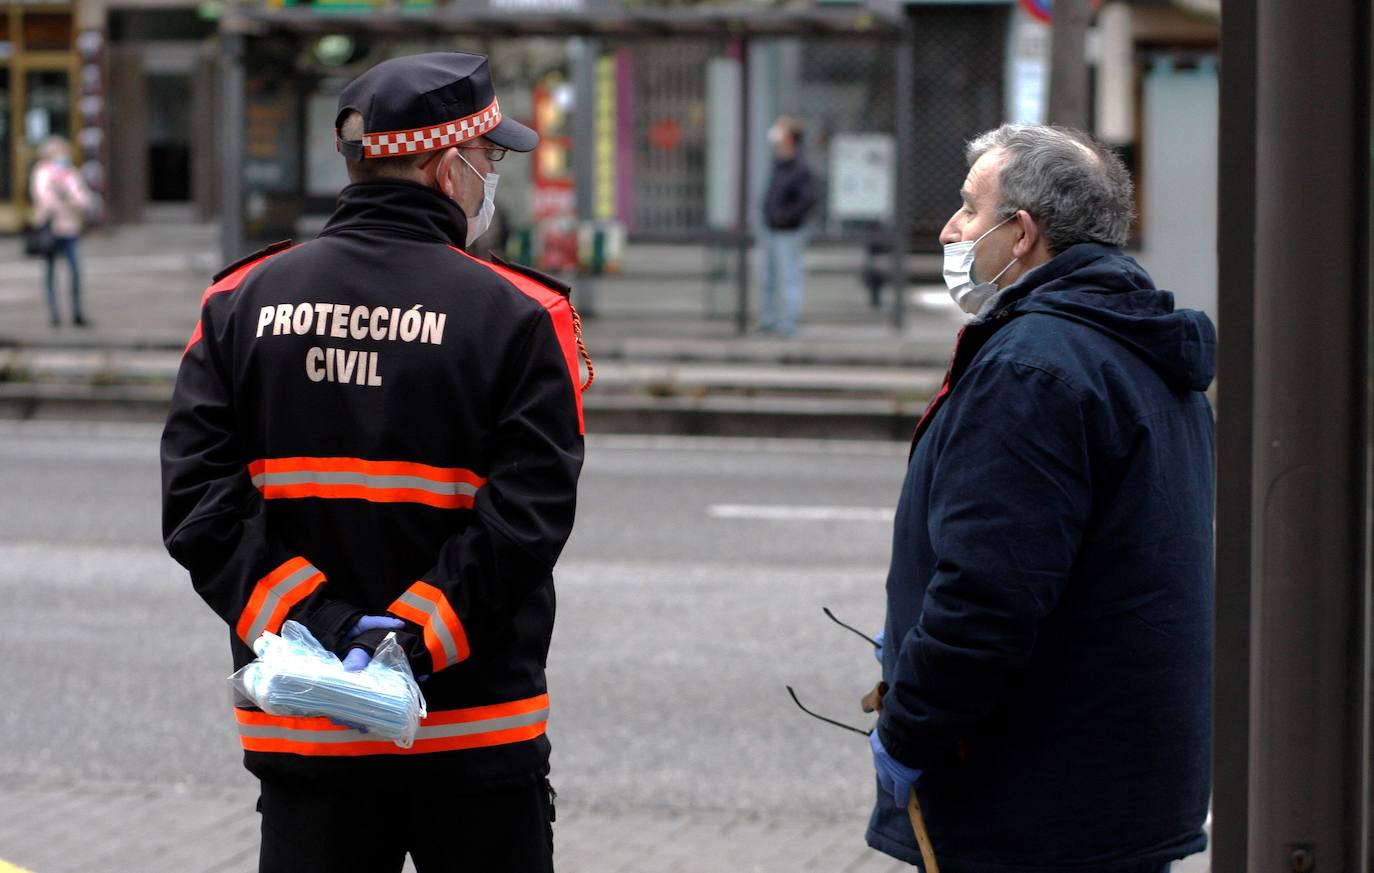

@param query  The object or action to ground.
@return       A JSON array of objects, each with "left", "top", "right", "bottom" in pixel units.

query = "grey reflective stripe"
[
  {"left": 396, "top": 590, "right": 461, "bottom": 667},
  {"left": 416, "top": 708, "right": 548, "bottom": 740},
  {"left": 250, "top": 470, "right": 479, "bottom": 497},
  {"left": 238, "top": 707, "right": 549, "bottom": 745},
  {"left": 245, "top": 563, "right": 320, "bottom": 643}
]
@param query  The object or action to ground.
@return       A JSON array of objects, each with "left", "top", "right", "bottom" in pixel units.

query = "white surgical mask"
[
  {"left": 942, "top": 215, "right": 1018, "bottom": 315},
  {"left": 457, "top": 153, "right": 499, "bottom": 247}
]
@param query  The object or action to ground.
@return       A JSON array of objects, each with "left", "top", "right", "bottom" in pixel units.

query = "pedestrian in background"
[
  {"left": 758, "top": 115, "right": 816, "bottom": 337},
  {"left": 29, "top": 135, "right": 93, "bottom": 328},
  {"left": 162, "top": 51, "right": 586, "bottom": 873},
  {"left": 867, "top": 124, "right": 1214, "bottom": 872}
]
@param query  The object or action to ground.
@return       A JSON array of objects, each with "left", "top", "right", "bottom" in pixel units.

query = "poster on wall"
[
  {"left": 244, "top": 84, "right": 300, "bottom": 194},
  {"left": 828, "top": 133, "right": 894, "bottom": 223}
]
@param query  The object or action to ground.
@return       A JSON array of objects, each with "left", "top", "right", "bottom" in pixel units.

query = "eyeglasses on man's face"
[{"left": 455, "top": 145, "right": 507, "bottom": 163}]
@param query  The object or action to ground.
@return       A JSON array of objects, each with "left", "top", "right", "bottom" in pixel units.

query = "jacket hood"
[{"left": 991, "top": 243, "right": 1216, "bottom": 391}]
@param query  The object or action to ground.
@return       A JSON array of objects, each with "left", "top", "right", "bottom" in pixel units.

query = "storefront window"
[{"left": 24, "top": 69, "right": 69, "bottom": 145}]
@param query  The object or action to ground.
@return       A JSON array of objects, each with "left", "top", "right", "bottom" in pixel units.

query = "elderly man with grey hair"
[{"left": 865, "top": 124, "right": 1214, "bottom": 873}]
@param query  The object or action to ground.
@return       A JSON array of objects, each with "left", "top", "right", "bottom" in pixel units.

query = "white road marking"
[
  {"left": 708, "top": 504, "right": 895, "bottom": 523},
  {"left": 589, "top": 433, "right": 907, "bottom": 455}
]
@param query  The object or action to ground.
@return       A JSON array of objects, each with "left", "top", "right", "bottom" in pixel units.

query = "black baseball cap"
[{"left": 335, "top": 51, "right": 538, "bottom": 161}]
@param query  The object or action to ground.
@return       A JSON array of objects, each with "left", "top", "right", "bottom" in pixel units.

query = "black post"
[
  {"left": 1240, "top": 0, "right": 1371, "bottom": 870},
  {"left": 1213, "top": 0, "right": 1257, "bottom": 869},
  {"left": 735, "top": 37, "right": 751, "bottom": 336},
  {"left": 890, "top": 20, "right": 914, "bottom": 330},
  {"left": 218, "top": 25, "right": 245, "bottom": 264},
  {"left": 572, "top": 37, "right": 599, "bottom": 316}
]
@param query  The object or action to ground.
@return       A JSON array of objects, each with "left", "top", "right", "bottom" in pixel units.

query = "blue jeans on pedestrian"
[
  {"left": 759, "top": 227, "right": 807, "bottom": 335},
  {"left": 44, "top": 236, "right": 82, "bottom": 324}
]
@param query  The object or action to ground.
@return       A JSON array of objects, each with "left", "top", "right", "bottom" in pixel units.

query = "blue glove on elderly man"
[
  {"left": 870, "top": 731, "right": 923, "bottom": 808},
  {"left": 868, "top": 625, "right": 922, "bottom": 807}
]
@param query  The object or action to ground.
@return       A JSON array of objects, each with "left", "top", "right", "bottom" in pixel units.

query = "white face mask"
[
  {"left": 942, "top": 215, "right": 1018, "bottom": 315},
  {"left": 456, "top": 152, "right": 499, "bottom": 247}
]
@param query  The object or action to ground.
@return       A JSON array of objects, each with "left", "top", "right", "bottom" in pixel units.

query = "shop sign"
[{"left": 244, "top": 91, "right": 300, "bottom": 193}]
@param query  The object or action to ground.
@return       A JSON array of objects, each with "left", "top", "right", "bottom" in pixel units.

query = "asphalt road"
[
  {"left": 0, "top": 421, "right": 909, "bottom": 871},
  {"left": 0, "top": 421, "right": 1210, "bottom": 873}
]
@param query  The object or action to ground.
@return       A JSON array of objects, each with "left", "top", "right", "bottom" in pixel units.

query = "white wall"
[{"left": 1140, "top": 57, "right": 1218, "bottom": 323}]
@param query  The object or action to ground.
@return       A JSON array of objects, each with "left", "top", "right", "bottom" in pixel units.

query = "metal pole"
[
  {"left": 890, "top": 21, "right": 914, "bottom": 330},
  {"left": 735, "top": 37, "right": 751, "bottom": 336},
  {"left": 1213, "top": 0, "right": 1257, "bottom": 869},
  {"left": 571, "top": 37, "right": 599, "bottom": 316},
  {"left": 218, "top": 26, "right": 245, "bottom": 264},
  {"left": 1046, "top": 0, "right": 1090, "bottom": 129},
  {"left": 1245, "top": 1, "right": 1371, "bottom": 872}
]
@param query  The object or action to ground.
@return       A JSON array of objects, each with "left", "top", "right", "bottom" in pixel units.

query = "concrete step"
[
  {"left": 0, "top": 342, "right": 943, "bottom": 439},
  {"left": 0, "top": 381, "right": 931, "bottom": 440},
  {"left": 0, "top": 347, "right": 943, "bottom": 397}
]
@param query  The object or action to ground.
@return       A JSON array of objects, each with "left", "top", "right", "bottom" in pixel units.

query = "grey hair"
[
  {"left": 338, "top": 111, "right": 428, "bottom": 183},
  {"left": 966, "top": 124, "right": 1134, "bottom": 254}
]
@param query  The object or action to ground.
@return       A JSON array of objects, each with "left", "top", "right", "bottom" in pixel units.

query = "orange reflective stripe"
[
  {"left": 388, "top": 581, "right": 470, "bottom": 670},
  {"left": 248, "top": 457, "right": 485, "bottom": 510},
  {"left": 413, "top": 581, "right": 470, "bottom": 662},
  {"left": 388, "top": 595, "right": 448, "bottom": 669},
  {"left": 235, "top": 694, "right": 548, "bottom": 756},
  {"left": 235, "top": 557, "right": 326, "bottom": 644},
  {"left": 248, "top": 457, "right": 484, "bottom": 482},
  {"left": 422, "top": 693, "right": 549, "bottom": 725}
]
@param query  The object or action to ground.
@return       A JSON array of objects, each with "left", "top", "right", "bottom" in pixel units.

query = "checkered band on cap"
[{"left": 359, "top": 98, "right": 502, "bottom": 159}]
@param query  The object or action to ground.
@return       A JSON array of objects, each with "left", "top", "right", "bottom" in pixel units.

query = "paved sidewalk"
[
  {"left": 0, "top": 777, "right": 908, "bottom": 873},
  {"left": 0, "top": 776, "right": 1211, "bottom": 873}
]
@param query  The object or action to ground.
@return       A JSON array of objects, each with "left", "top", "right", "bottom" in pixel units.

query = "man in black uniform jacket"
[{"left": 161, "top": 52, "right": 586, "bottom": 873}]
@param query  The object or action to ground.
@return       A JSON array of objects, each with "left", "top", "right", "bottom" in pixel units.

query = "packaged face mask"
[{"left": 230, "top": 620, "right": 427, "bottom": 747}]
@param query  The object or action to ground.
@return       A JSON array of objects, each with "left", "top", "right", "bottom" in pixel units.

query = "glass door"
[{"left": 5, "top": 5, "right": 78, "bottom": 230}]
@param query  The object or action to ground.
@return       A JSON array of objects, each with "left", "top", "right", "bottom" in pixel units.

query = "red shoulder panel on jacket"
[
  {"left": 211, "top": 239, "right": 293, "bottom": 283},
  {"left": 184, "top": 241, "right": 294, "bottom": 356},
  {"left": 450, "top": 248, "right": 584, "bottom": 433}
]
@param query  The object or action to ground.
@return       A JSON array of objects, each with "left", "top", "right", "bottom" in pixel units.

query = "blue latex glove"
[
  {"left": 874, "top": 628, "right": 885, "bottom": 664},
  {"left": 341, "top": 615, "right": 405, "bottom": 672},
  {"left": 870, "top": 730, "right": 923, "bottom": 808}
]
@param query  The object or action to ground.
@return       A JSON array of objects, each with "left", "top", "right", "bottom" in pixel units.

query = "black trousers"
[{"left": 257, "top": 777, "right": 555, "bottom": 873}]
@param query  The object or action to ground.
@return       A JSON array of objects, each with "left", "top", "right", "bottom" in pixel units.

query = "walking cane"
[{"left": 863, "top": 682, "right": 940, "bottom": 873}]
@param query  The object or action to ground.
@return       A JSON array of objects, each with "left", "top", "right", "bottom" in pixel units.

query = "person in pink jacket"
[{"left": 30, "top": 136, "right": 93, "bottom": 327}]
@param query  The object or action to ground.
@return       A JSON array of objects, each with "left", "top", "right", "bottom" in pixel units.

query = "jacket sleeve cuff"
[
  {"left": 386, "top": 581, "right": 470, "bottom": 673},
  {"left": 234, "top": 556, "right": 327, "bottom": 645},
  {"left": 876, "top": 716, "right": 928, "bottom": 772},
  {"left": 336, "top": 626, "right": 421, "bottom": 664},
  {"left": 291, "top": 598, "right": 366, "bottom": 654}
]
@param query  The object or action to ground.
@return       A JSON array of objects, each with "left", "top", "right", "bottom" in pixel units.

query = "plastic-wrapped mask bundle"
[{"left": 231, "top": 620, "right": 427, "bottom": 747}]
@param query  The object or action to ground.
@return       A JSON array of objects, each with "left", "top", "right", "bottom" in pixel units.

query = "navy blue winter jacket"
[
  {"left": 763, "top": 153, "right": 817, "bottom": 230},
  {"left": 867, "top": 244, "right": 1214, "bottom": 873}
]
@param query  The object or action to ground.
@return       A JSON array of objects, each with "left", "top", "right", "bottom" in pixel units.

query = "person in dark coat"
[
  {"left": 758, "top": 115, "right": 817, "bottom": 336},
  {"left": 866, "top": 123, "right": 1214, "bottom": 873}
]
